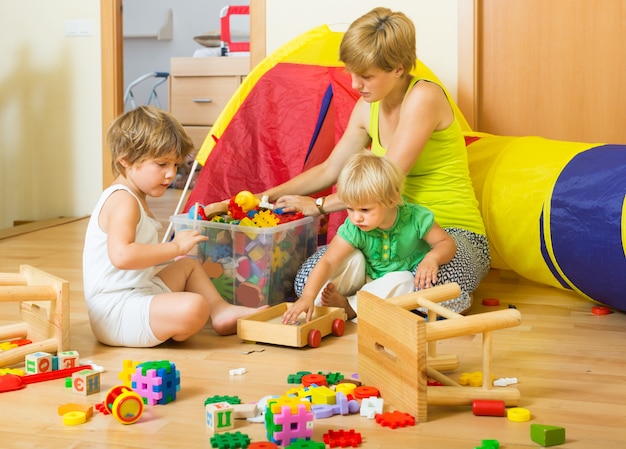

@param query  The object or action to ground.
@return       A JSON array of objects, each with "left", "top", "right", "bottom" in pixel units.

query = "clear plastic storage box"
[{"left": 169, "top": 214, "right": 319, "bottom": 307}]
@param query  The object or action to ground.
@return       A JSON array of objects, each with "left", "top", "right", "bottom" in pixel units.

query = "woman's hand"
[{"left": 274, "top": 195, "right": 321, "bottom": 216}]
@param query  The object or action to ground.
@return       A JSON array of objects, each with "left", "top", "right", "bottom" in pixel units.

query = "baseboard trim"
[{"left": 0, "top": 217, "right": 87, "bottom": 241}]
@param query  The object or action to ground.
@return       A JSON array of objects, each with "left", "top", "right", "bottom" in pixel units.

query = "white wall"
[
  {"left": 264, "top": 0, "right": 459, "bottom": 100},
  {"left": 0, "top": 0, "right": 459, "bottom": 229},
  {"left": 0, "top": 0, "right": 102, "bottom": 229}
]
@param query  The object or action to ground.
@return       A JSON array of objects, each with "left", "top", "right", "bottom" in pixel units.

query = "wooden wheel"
[
  {"left": 307, "top": 329, "right": 322, "bottom": 348},
  {"left": 331, "top": 318, "right": 345, "bottom": 337}
]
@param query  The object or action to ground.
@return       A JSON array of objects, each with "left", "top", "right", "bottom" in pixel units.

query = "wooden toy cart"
[
  {"left": 358, "top": 283, "right": 521, "bottom": 422},
  {"left": 0, "top": 265, "right": 70, "bottom": 367},
  {"left": 237, "top": 303, "right": 347, "bottom": 348}
]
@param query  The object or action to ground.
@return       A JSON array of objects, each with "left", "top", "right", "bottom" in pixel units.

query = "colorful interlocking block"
[
  {"left": 209, "top": 431, "right": 251, "bottom": 449},
  {"left": 118, "top": 359, "right": 140, "bottom": 387},
  {"left": 266, "top": 397, "right": 314, "bottom": 446},
  {"left": 375, "top": 410, "right": 416, "bottom": 429},
  {"left": 323, "top": 429, "right": 362, "bottom": 448},
  {"left": 131, "top": 360, "right": 180, "bottom": 405},
  {"left": 283, "top": 438, "right": 325, "bottom": 449},
  {"left": 205, "top": 395, "right": 242, "bottom": 405}
]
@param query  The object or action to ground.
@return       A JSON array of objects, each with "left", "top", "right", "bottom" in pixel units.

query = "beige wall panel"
[{"left": 478, "top": 0, "right": 626, "bottom": 143}]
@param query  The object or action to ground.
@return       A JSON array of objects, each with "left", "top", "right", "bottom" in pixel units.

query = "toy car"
[{"left": 237, "top": 303, "right": 347, "bottom": 348}]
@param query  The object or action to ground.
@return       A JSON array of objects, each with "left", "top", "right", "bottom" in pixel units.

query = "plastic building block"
[
  {"left": 229, "top": 367, "right": 247, "bottom": 376},
  {"left": 475, "top": 439, "right": 500, "bottom": 449},
  {"left": 249, "top": 443, "right": 278, "bottom": 449},
  {"left": 323, "top": 429, "right": 363, "bottom": 448},
  {"left": 320, "top": 371, "right": 344, "bottom": 385},
  {"left": 284, "top": 439, "right": 325, "bottom": 449},
  {"left": 375, "top": 410, "right": 416, "bottom": 429},
  {"left": 252, "top": 210, "right": 280, "bottom": 228},
  {"left": 360, "top": 396, "right": 384, "bottom": 419},
  {"left": 493, "top": 377, "right": 518, "bottom": 387},
  {"left": 206, "top": 401, "right": 235, "bottom": 432},
  {"left": 63, "top": 411, "right": 87, "bottom": 426},
  {"left": 591, "top": 306, "right": 612, "bottom": 315},
  {"left": 311, "top": 392, "right": 360, "bottom": 419},
  {"left": 507, "top": 407, "right": 531, "bottom": 422},
  {"left": 269, "top": 403, "right": 314, "bottom": 445},
  {"left": 530, "top": 424, "right": 566, "bottom": 447},
  {"left": 481, "top": 297, "right": 500, "bottom": 306},
  {"left": 335, "top": 382, "right": 356, "bottom": 396},
  {"left": 58, "top": 403, "right": 93, "bottom": 419},
  {"left": 95, "top": 402, "right": 110, "bottom": 415},
  {"left": 460, "top": 371, "right": 487, "bottom": 387},
  {"left": 205, "top": 395, "right": 242, "bottom": 406},
  {"left": 472, "top": 399, "right": 506, "bottom": 417},
  {"left": 118, "top": 359, "right": 140, "bottom": 387},
  {"left": 210, "top": 431, "right": 251, "bottom": 449},
  {"left": 288, "top": 371, "right": 312, "bottom": 384},
  {"left": 308, "top": 384, "right": 336, "bottom": 404},
  {"left": 71, "top": 369, "right": 100, "bottom": 395},
  {"left": 131, "top": 360, "right": 180, "bottom": 405},
  {"left": 353, "top": 386, "right": 379, "bottom": 399}
]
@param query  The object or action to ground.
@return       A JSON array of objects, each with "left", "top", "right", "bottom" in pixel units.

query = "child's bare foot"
[
  {"left": 321, "top": 283, "right": 356, "bottom": 320},
  {"left": 210, "top": 303, "right": 268, "bottom": 335}
]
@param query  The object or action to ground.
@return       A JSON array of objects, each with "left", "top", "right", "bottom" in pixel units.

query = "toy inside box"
[{"left": 169, "top": 214, "right": 319, "bottom": 307}]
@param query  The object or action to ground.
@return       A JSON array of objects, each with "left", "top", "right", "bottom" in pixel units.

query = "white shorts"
[{"left": 86, "top": 276, "right": 170, "bottom": 347}]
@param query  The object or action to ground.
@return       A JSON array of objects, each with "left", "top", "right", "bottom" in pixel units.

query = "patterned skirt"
[{"left": 294, "top": 228, "right": 491, "bottom": 314}]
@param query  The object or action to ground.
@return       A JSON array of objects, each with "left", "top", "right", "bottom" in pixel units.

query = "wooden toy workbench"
[{"left": 237, "top": 303, "right": 347, "bottom": 348}]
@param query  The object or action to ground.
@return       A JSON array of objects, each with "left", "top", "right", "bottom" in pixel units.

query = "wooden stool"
[
  {"left": 357, "top": 283, "right": 521, "bottom": 422},
  {"left": 0, "top": 265, "right": 70, "bottom": 367}
]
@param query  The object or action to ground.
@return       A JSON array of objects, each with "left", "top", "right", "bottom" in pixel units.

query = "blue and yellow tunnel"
[{"left": 467, "top": 133, "right": 626, "bottom": 311}]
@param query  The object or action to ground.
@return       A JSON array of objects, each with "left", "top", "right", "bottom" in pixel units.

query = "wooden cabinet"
[{"left": 169, "top": 57, "right": 249, "bottom": 149}]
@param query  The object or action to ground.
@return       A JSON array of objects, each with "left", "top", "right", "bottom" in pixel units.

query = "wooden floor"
[{"left": 1, "top": 188, "right": 625, "bottom": 448}]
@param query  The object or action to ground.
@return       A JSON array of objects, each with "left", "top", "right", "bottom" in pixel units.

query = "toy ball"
[
  {"left": 234, "top": 190, "right": 259, "bottom": 212},
  {"left": 188, "top": 203, "right": 207, "bottom": 220}
]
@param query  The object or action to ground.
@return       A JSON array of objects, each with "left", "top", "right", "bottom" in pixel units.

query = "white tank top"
[{"left": 82, "top": 185, "right": 163, "bottom": 302}]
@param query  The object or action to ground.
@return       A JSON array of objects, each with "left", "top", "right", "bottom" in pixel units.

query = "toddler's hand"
[
  {"left": 414, "top": 259, "right": 439, "bottom": 290},
  {"left": 282, "top": 298, "right": 314, "bottom": 324},
  {"left": 170, "top": 229, "right": 207, "bottom": 255}
]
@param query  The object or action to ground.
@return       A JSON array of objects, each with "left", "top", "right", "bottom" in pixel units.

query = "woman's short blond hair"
[
  {"left": 107, "top": 105, "right": 195, "bottom": 176},
  {"left": 337, "top": 151, "right": 404, "bottom": 209},
  {"left": 339, "top": 7, "right": 417, "bottom": 75}
]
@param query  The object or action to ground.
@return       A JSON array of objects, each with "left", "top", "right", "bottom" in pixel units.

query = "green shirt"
[{"left": 337, "top": 202, "right": 434, "bottom": 280}]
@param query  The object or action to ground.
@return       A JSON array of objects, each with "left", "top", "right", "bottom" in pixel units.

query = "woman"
[{"left": 261, "top": 7, "right": 489, "bottom": 312}]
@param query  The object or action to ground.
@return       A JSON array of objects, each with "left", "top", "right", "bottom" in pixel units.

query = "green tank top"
[{"left": 369, "top": 77, "right": 485, "bottom": 235}]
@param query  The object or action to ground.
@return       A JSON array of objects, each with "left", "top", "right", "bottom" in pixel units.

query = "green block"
[{"left": 530, "top": 424, "right": 566, "bottom": 447}]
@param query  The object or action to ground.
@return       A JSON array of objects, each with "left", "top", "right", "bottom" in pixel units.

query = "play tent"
[{"left": 172, "top": 25, "right": 626, "bottom": 312}]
